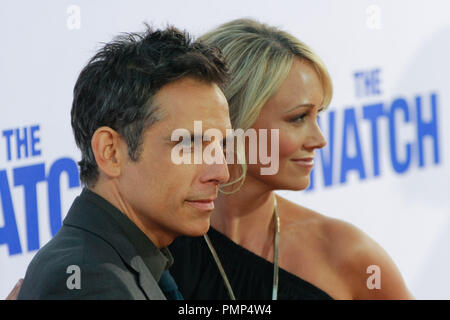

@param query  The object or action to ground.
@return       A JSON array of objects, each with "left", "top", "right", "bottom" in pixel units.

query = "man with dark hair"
[{"left": 17, "top": 26, "right": 231, "bottom": 299}]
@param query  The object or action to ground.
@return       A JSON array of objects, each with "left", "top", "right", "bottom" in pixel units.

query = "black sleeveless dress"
[{"left": 169, "top": 227, "right": 333, "bottom": 300}]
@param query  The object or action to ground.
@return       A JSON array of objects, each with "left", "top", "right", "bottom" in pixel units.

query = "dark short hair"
[{"left": 71, "top": 25, "right": 228, "bottom": 187}]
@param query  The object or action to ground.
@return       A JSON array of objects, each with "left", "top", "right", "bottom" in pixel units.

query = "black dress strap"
[{"left": 169, "top": 227, "right": 333, "bottom": 300}]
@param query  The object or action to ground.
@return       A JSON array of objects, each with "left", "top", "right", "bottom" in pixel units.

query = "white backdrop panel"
[{"left": 1, "top": 0, "right": 449, "bottom": 299}]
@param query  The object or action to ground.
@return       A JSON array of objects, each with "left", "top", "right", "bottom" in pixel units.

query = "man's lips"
[
  {"left": 291, "top": 157, "right": 314, "bottom": 168},
  {"left": 185, "top": 198, "right": 216, "bottom": 211}
]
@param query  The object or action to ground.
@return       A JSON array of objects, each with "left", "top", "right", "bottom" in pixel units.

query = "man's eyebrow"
[
  {"left": 284, "top": 103, "right": 315, "bottom": 113},
  {"left": 166, "top": 132, "right": 205, "bottom": 142},
  {"left": 166, "top": 130, "right": 233, "bottom": 143}
]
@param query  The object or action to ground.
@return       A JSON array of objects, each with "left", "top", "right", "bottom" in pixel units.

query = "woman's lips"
[
  {"left": 185, "top": 199, "right": 215, "bottom": 211},
  {"left": 291, "top": 158, "right": 314, "bottom": 168}
]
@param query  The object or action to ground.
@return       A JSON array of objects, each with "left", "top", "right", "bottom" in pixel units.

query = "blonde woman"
[{"left": 169, "top": 19, "right": 413, "bottom": 300}]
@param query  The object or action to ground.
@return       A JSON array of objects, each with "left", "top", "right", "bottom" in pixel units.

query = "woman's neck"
[{"left": 211, "top": 174, "right": 277, "bottom": 249}]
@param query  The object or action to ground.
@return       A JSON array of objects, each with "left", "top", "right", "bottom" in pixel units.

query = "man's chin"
[{"left": 185, "top": 221, "right": 211, "bottom": 238}]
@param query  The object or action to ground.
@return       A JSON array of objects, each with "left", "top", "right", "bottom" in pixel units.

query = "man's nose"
[{"left": 200, "top": 142, "right": 230, "bottom": 185}]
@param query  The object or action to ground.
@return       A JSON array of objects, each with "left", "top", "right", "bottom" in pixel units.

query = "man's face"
[{"left": 117, "top": 78, "right": 231, "bottom": 246}]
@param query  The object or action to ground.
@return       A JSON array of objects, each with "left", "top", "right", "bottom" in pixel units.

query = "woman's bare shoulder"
[
  {"left": 275, "top": 195, "right": 330, "bottom": 235},
  {"left": 275, "top": 195, "right": 414, "bottom": 299},
  {"left": 277, "top": 195, "right": 393, "bottom": 266},
  {"left": 275, "top": 196, "right": 335, "bottom": 254},
  {"left": 276, "top": 195, "right": 372, "bottom": 247}
]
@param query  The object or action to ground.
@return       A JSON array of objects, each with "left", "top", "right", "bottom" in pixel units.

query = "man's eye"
[
  {"left": 222, "top": 138, "right": 235, "bottom": 155},
  {"left": 221, "top": 140, "right": 226, "bottom": 153},
  {"left": 179, "top": 137, "right": 194, "bottom": 148},
  {"left": 222, "top": 146, "right": 230, "bottom": 156}
]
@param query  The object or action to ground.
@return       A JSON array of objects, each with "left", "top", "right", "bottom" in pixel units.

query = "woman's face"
[{"left": 247, "top": 58, "right": 327, "bottom": 190}]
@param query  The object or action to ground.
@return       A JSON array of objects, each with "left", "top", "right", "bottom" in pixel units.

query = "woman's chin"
[
  {"left": 248, "top": 170, "right": 311, "bottom": 191},
  {"left": 272, "top": 176, "right": 311, "bottom": 191}
]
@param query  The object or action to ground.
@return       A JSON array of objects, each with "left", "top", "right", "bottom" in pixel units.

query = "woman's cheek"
[{"left": 278, "top": 130, "right": 303, "bottom": 159}]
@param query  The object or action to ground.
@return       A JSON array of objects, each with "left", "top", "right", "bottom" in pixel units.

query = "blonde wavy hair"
[{"left": 199, "top": 18, "right": 333, "bottom": 192}]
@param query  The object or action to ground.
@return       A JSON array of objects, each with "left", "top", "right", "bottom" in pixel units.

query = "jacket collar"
[{"left": 63, "top": 188, "right": 167, "bottom": 300}]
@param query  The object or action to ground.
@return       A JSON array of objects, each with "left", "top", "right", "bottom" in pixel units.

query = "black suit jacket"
[{"left": 18, "top": 190, "right": 167, "bottom": 300}]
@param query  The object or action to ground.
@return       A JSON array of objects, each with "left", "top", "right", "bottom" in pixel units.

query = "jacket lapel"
[
  {"left": 130, "top": 256, "right": 166, "bottom": 300},
  {"left": 63, "top": 193, "right": 167, "bottom": 300}
]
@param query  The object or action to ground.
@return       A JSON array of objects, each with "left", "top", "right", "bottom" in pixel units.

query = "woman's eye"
[{"left": 290, "top": 113, "right": 307, "bottom": 123}]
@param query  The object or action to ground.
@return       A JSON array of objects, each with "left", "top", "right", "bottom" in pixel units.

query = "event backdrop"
[{"left": 1, "top": 0, "right": 449, "bottom": 299}]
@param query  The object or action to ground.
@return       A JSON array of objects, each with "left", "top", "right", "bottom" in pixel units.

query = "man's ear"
[{"left": 91, "top": 126, "right": 124, "bottom": 179}]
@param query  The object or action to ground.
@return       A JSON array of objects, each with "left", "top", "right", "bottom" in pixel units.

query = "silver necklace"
[{"left": 203, "top": 195, "right": 280, "bottom": 300}]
